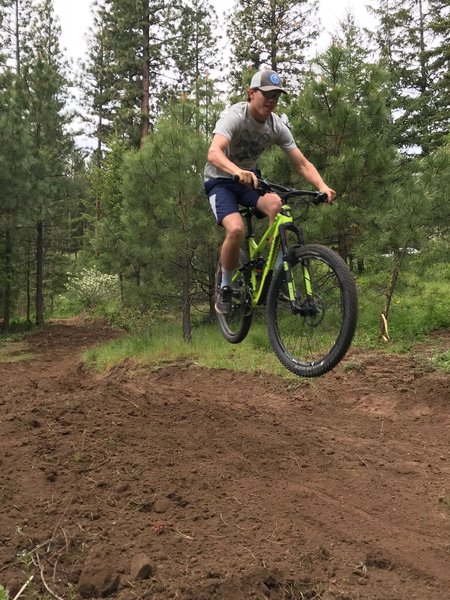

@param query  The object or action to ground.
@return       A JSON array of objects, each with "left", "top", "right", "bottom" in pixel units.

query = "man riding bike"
[{"left": 204, "top": 69, "right": 336, "bottom": 315}]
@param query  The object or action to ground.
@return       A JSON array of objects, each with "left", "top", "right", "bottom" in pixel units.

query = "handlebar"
[{"left": 232, "top": 174, "right": 329, "bottom": 205}]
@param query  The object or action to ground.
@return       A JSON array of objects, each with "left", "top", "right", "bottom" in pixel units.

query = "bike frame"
[
  {"left": 217, "top": 180, "right": 357, "bottom": 377},
  {"left": 235, "top": 203, "right": 306, "bottom": 308}
]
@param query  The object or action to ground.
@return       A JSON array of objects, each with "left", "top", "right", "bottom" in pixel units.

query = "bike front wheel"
[
  {"left": 216, "top": 249, "right": 253, "bottom": 344},
  {"left": 267, "top": 244, "right": 358, "bottom": 377}
]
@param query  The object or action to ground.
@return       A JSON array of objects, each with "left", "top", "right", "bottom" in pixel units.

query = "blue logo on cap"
[{"left": 269, "top": 73, "right": 280, "bottom": 85}]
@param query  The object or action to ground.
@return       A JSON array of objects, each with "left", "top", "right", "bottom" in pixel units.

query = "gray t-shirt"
[{"left": 204, "top": 102, "right": 297, "bottom": 180}]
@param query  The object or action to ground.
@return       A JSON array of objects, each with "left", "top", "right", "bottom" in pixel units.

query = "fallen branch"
[
  {"left": 380, "top": 312, "right": 390, "bottom": 342},
  {"left": 12, "top": 575, "right": 34, "bottom": 600},
  {"left": 33, "top": 552, "right": 64, "bottom": 600}
]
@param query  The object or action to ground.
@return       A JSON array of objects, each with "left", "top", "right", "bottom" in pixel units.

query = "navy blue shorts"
[{"left": 204, "top": 177, "right": 261, "bottom": 225}]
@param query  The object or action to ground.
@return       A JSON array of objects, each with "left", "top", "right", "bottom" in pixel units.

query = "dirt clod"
[{"left": 130, "top": 553, "right": 155, "bottom": 581}]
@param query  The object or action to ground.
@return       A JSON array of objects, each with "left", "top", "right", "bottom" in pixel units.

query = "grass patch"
[
  {"left": 84, "top": 317, "right": 296, "bottom": 378},
  {"left": 84, "top": 316, "right": 382, "bottom": 382},
  {"left": 342, "top": 360, "right": 364, "bottom": 373},
  {"left": 69, "top": 258, "right": 450, "bottom": 378},
  {"left": 353, "top": 260, "right": 450, "bottom": 353},
  {"left": 431, "top": 350, "right": 450, "bottom": 373},
  {"left": 0, "top": 341, "right": 34, "bottom": 363},
  {"left": 439, "top": 495, "right": 450, "bottom": 512},
  {"left": 0, "top": 585, "right": 8, "bottom": 600},
  {"left": 83, "top": 269, "right": 449, "bottom": 378}
]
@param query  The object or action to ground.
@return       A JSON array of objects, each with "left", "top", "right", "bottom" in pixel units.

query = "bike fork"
[
  {"left": 279, "top": 224, "right": 313, "bottom": 312},
  {"left": 283, "top": 257, "right": 315, "bottom": 315}
]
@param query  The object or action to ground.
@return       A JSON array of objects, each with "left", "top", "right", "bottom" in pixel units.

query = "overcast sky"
[{"left": 54, "top": 0, "right": 374, "bottom": 63}]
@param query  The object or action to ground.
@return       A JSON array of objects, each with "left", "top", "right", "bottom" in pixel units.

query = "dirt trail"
[{"left": 0, "top": 319, "right": 449, "bottom": 600}]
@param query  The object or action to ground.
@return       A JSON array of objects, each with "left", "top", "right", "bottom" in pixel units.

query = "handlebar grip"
[
  {"left": 256, "top": 178, "right": 272, "bottom": 193},
  {"left": 314, "top": 192, "right": 330, "bottom": 205},
  {"left": 233, "top": 173, "right": 261, "bottom": 191}
]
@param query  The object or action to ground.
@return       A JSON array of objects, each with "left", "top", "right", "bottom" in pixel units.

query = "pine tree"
[
  {"left": 161, "top": 0, "right": 221, "bottom": 141},
  {"left": 0, "top": 70, "right": 34, "bottom": 332},
  {"left": 0, "top": 0, "right": 34, "bottom": 331},
  {"left": 374, "top": 140, "right": 450, "bottom": 339},
  {"left": 22, "top": 0, "right": 75, "bottom": 326},
  {"left": 121, "top": 99, "right": 212, "bottom": 340},
  {"left": 80, "top": 5, "right": 111, "bottom": 161},
  {"left": 0, "top": 1, "right": 24, "bottom": 70},
  {"left": 85, "top": 0, "right": 176, "bottom": 148},
  {"left": 164, "top": 0, "right": 219, "bottom": 101},
  {"left": 426, "top": 0, "right": 450, "bottom": 149},
  {"left": 283, "top": 17, "right": 397, "bottom": 264},
  {"left": 367, "top": 0, "right": 445, "bottom": 154},
  {"left": 85, "top": 136, "right": 133, "bottom": 301},
  {"left": 226, "top": 0, "right": 320, "bottom": 92}
]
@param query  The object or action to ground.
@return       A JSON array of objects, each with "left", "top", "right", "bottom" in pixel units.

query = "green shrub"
[
  {"left": 65, "top": 268, "right": 119, "bottom": 310},
  {"left": 107, "top": 306, "right": 154, "bottom": 334}
]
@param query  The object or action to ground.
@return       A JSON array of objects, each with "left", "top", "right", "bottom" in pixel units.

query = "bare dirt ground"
[{"left": 0, "top": 319, "right": 449, "bottom": 600}]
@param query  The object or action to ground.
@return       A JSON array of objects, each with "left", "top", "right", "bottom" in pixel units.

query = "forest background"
[{"left": 0, "top": 0, "right": 449, "bottom": 353}]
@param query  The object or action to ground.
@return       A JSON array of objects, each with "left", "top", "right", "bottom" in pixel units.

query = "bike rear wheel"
[
  {"left": 267, "top": 244, "right": 358, "bottom": 377},
  {"left": 216, "top": 249, "right": 253, "bottom": 344}
]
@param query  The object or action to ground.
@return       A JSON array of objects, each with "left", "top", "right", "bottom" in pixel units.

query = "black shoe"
[{"left": 215, "top": 286, "right": 232, "bottom": 315}]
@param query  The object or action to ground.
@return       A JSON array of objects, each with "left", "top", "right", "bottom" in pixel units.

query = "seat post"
[{"left": 241, "top": 208, "right": 254, "bottom": 238}]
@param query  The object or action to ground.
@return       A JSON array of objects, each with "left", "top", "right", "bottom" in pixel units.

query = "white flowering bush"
[{"left": 66, "top": 268, "right": 119, "bottom": 309}]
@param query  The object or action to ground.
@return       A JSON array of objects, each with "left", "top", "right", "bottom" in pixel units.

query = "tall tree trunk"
[
  {"left": 134, "top": 267, "right": 141, "bottom": 287},
  {"left": 35, "top": 220, "right": 44, "bottom": 327},
  {"left": 15, "top": 0, "right": 21, "bottom": 74},
  {"left": 337, "top": 232, "right": 350, "bottom": 262},
  {"left": 417, "top": 0, "right": 427, "bottom": 93},
  {"left": 26, "top": 242, "right": 32, "bottom": 324},
  {"left": 208, "top": 251, "right": 216, "bottom": 322},
  {"left": 140, "top": 4, "right": 150, "bottom": 145},
  {"left": 1, "top": 229, "right": 12, "bottom": 334},
  {"left": 95, "top": 36, "right": 104, "bottom": 225},
  {"left": 181, "top": 254, "right": 192, "bottom": 343},
  {"left": 119, "top": 273, "right": 125, "bottom": 306}
]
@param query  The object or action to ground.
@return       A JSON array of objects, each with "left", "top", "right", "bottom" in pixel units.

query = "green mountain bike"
[{"left": 216, "top": 178, "right": 358, "bottom": 377}]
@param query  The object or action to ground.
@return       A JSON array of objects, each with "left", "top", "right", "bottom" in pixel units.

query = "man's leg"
[
  {"left": 257, "top": 192, "right": 283, "bottom": 268},
  {"left": 220, "top": 212, "right": 244, "bottom": 272},
  {"left": 219, "top": 193, "right": 281, "bottom": 278},
  {"left": 215, "top": 212, "right": 244, "bottom": 315}
]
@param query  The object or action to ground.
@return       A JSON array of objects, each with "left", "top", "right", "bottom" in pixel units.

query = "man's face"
[{"left": 249, "top": 88, "right": 281, "bottom": 122}]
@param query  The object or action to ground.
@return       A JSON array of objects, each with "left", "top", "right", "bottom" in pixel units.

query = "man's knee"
[
  {"left": 222, "top": 214, "right": 244, "bottom": 242},
  {"left": 257, "top": 193, "right": 282, "bottom": 218},
  {"left": 270, "top": 196, "right": 283, "bottom": 215},
  {"left": 225, "top": 223, "right": 244, "bottom": 242}
]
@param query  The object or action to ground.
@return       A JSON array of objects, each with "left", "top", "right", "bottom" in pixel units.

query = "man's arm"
[
  {"left": 207, "top": 134, "right": 258, "bottom": 187},
  {"left": 287, "top": 147, "right": 336, "bottom": 203}
]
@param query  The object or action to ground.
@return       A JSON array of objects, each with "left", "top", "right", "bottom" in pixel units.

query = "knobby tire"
[{"left": 267, "top": 244, "right": 358, "bottom": 377}]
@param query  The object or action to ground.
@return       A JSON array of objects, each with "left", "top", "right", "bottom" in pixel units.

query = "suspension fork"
[{"left": 278, "top": 222, "right": 313, "bottom": 303}]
